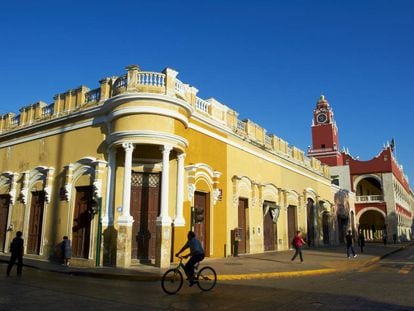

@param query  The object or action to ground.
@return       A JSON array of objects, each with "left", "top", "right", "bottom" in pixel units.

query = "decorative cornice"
[
  {"left": 109, "top": 130, "right": 188, "bottom": 149},
  {"left": 189, "top": 122, "right": 331, "bottom": 186},
  {"left": 102, "top": 92, "right": 194, "bottom": 116},
  {"left": 107, "top": 106, "right": 189, "bottom": 127}
]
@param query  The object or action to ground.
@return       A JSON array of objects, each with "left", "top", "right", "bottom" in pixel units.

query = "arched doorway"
[
  {"left": 358, "top": 210, "right": 385, "bottom": 241},
  {"left": 306, "top": 199, "right": 316, "bottom": 246},
  {"left": 322, "top": 212, "right": 330, "bottom": 244},
  {"left": 130, "top": 172, "right": 160, "bottom": 263},
  {"left": 0, "top": 194, "right": 10, "bottom": 252},
  {"left": 237, "top": 198, "right": 248, "bottom": 254},
  {"left": 263, "top": 202, "right": 278, "bottom": 251},
  {"left": 72, "top": 186, "right": 93, "bottom": 259},
  {"left": 194, "top": 191, "right": 208, "bottom": 252},
  {"left": 287, "top": 205, "right": 297, "bottom": 247},
  {"left": 27, "top": 191, "right": 45, "bottom": 255}
]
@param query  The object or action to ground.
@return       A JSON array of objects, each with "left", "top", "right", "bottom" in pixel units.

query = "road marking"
[
  {"left": 358, "top": 265, "right": 376, "bottom": 273},
  {"left": 217, "top": 268, "right": 337, "bottom": 280},
  {"left": 398, "top": 265, "right": 413, "bottom": 274}
]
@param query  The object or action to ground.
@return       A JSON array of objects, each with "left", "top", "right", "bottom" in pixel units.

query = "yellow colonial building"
[{"left": 0, "top": 65, "right": 335, "bottom": 268}]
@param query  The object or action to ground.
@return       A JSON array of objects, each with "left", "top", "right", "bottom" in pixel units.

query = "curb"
[
  {"left": 2, "top": 243, "right": 411, "bottom": 281},
  {"left": 218, "top": 268, "right": 338, "bottom": 281}
]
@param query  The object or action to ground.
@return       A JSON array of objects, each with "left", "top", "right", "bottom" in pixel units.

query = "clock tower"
[{"left": 308, "top": 95, "right": 343, "bottom": 166}]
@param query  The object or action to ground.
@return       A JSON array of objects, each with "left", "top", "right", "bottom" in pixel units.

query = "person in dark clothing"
[
  {"left": 358, "top": 231, "right": 365, "bottom": 253},
  {"left": 61, "top": 236, "right": 72, "bottom": 266},
  {"left": 346, "top": 230, "right": 357, "bottom": 258},
  {"left": 6, "top": 231, "right": 24, "bottom": 277},
  {"left": 175, "top": 231, "right": 205, "bottom": 285}
]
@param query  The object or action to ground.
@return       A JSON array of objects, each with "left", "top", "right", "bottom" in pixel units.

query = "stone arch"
[
  {"left": 64, "top": 157, "right": 105, "bottom": 260},
  {"left": 286, "top": 190, "right": 300, "bottom": 208},
  {"left": 186, "top": 163, "right": 221, "bottom": 205},
  {"left": 20, "top": 167, "right": 53, "bottom": 256},
  {"left": 261, "top": 183, "right": 279, "bottom": 205},
  {"left": 186, "top": 163, "right": 221, "bottom": 256},
  {"left": 0, "top": 172, "right": 18, "bottom": 204},
  {"left": 305, "top": 187, "right": 317, "bottom": 202},
  {"left": 357, "top": 208, "right": 386, "bottom": 241},
  {"left": 354, "top": 174, "right": 383, "bottom": 197},
  {"left": 354, "top": 174, "right": 382, "bottom": 190}
]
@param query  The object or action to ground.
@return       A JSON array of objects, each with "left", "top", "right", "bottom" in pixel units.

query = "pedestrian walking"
[
  {"left": 382, "top": 232, "right": 387, "bottom": 245},
  {"left": 291, "top": 230, "right": 306, "bottom": 263},
  {"left": 345, "top": 230, "right": 357, "bottom": 258},
  {"left": 358, "top": 231, "right": 365, "bottom": 253},
  {"left": 61, "top": 236, "right": 72, "bottom": 266},
  {"left": 6, "top": 231, "right": 24, "bottom": 277}
]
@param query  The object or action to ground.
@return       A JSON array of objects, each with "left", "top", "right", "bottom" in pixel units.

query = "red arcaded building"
[{"left": 308, "top": 95, "right": 414, "bottom": 242}]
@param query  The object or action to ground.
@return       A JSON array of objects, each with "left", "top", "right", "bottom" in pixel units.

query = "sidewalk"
[{"left": 1, "top": 242, "right": 412, "bottom": 281}]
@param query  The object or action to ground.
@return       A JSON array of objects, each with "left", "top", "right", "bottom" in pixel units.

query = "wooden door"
[
  {"left": 72, "top": 186, "right": 93, "bottom": 258},
  {"left": 238, "top": 198, "right": 248, "bottom": 254},
  {"left": 27, "top": 191, "right": 45, "bottom": 254},
  {"left": 0, "top": 195, "right": 10, "bottom": 252},
  {"left": 287, "top": 205, "right": 296, "bottom": 247},
  {"left": 323, "top": 212, "right": 330, "bottom": 244},
  {"left": 263, "top": 211, "right": 275, "bottom": 251},
  {"left": 194, "top": 192, "right": 207, "bottom": 250},
  {"left": 131, "top": 172, "right": 160, "bottom": 261}
]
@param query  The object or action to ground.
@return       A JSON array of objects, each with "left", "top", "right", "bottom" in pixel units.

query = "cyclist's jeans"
[{"left": 185, "top": 253, "right": 205, "bottom": 279}]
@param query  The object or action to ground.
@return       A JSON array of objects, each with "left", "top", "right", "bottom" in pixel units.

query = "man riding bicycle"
[{"left": 175, "top": 231, "right": 205, "bottom": 285}]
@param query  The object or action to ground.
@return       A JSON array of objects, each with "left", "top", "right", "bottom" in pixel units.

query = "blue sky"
[{"left": 1, "top": 1, "right": 413, "bottom": 184}]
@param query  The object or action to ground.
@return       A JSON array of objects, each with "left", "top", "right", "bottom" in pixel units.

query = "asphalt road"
[{"left": 1, "top": 245, "right": 413, "bottom": 310}]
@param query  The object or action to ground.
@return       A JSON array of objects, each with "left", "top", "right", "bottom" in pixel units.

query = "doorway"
[
  {"left": 72, "top": 186, "right": 93, "bottom": 258},
  {"left": 131, "top": 172, "right": 160, "bottom": 262},
  {"left": 27, "top": 191, "right": 45, "bottom": 254}
]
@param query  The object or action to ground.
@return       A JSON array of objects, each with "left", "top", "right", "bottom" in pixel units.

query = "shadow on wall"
[
  {"left": 49, "top": 241, "right": 64, "bottom": 264},
  {"left": 103, "top": 226, "right": 118, "bottom": 267}
]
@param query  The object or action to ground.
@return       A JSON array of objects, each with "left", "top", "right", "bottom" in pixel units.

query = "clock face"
[{"left": 317, "top": 113, "right": 327, "bottom": 123}]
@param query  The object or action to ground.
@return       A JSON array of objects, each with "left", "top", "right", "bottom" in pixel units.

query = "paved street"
[
  {"left": 0, "top": 245, "right": 414, "bottom": 311},
  {"left": 1, "top": 244, "right": 414, "bottom": 310}
]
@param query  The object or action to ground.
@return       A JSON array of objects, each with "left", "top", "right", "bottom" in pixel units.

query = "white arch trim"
[
  {"left": 356, "top": 207, "right": 387, "bottom": 224},
  {"left": 305, "top": 187, "right": 318, "bottom": 201},
  {"left": 354, "top": 174, "right": 383, "bottom": 191}
]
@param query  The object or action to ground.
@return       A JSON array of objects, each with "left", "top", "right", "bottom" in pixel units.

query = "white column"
[
  {"left": 157, "top": 145, "right": 172, "bottom": 225},
  {"left": 118, "top": 142, "right": 134, "bottom": 225},
  {"left": 174, "top": 153, "right": 186, "bottom": 226},
  {"left": 103, "top": 148, "right": 116, "bottom": 226}
]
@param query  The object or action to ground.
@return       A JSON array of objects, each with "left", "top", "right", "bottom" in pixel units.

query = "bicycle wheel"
[
  {"left": 196, "top": 266, "right": 217, "bottom": 291},
  {"left": 161, "top": 269, "right": 184, "bottom": 295}
]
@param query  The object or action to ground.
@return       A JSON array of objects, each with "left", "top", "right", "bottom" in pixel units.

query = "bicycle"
[{"left": 161, "top": 255, "right": 217, "bottom": 295}]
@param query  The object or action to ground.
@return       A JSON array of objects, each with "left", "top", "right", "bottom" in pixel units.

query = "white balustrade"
[
  {"left": 265, "top": 135, "right": 272, "bottom": 145},
  {"left": 195, "top": 97, "right": 210, "bottom": 113},
  {"left": 237, "top": 119, "right": 246, "bottom": 132},
  {"left": 356, "top": 195, "right": 384, "bottom": 202},
  {"left": 175, "top": 79, "right": 187, "bottom": 95},
  {"left": 137, "top": 72, "right": 165, "bottom": 87}
]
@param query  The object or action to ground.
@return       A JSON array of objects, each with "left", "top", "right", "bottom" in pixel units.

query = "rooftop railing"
[
  {"left": 85, "top": 88, "right": 101, "bottom": 103},
  {"left": 195, "top": 97, "right": 209, "bottom": 113},
  {"left": 42, "top": 105, "right": 54, "bottom": 117},
  {"left": 138, "top": 72, "right": 165, "bottom": 87},
  {"left": 0, "top": 65, "right": 329, "bottom": 178}
]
